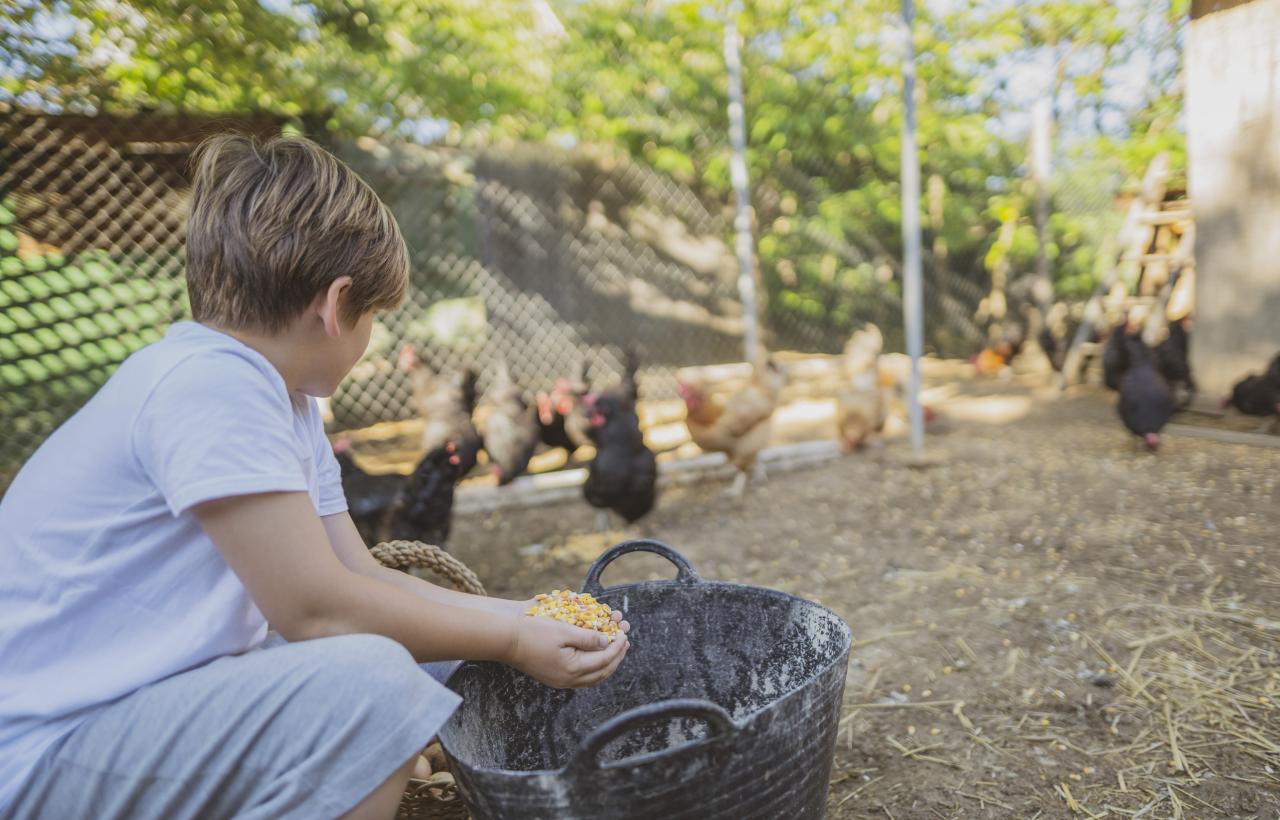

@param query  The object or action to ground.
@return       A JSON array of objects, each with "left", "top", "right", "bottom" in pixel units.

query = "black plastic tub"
[{"left": 440, "top": 540, "right": 853, "bottom": 819}]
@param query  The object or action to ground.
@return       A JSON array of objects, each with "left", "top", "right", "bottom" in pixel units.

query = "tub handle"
[
  {"left": 582, "top": 539, "right": 702, "bottom": 596},
  {"left": 569, "top": 698, "right": 737, "bottom": 771}
]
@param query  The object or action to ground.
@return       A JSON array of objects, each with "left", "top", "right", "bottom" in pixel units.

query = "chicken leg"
[{"left": 725, "top": 470, "right": 749, "bottom": 499}]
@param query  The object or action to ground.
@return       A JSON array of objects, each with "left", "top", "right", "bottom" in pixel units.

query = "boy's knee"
[
  {"left": 326, "top": 632, "right": 413, "bottom": 664},
  {"left": 321, "top": 634, "right": 427, "bottom": 698}
]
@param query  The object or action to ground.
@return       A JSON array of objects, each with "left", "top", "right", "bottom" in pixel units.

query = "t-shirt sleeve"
[
  {"left": 305, "top": 397, "right": 349, "bottom": 517},
  {"left": 134, "top": 354, "right": 309, "bottom": 516}
]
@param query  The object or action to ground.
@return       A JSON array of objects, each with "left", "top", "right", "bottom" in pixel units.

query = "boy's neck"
[{"left": 205, "top": 321, "right": 309, "bottom": 395}]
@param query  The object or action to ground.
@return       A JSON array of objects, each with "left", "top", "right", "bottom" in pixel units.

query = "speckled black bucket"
[{"left": 440, "top": 540, "right": 852, "bottom": 820}]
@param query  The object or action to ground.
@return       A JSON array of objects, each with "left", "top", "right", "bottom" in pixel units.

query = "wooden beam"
[
  {"left": 453, "top": 439, "right": 843, "bottom": 515},
  {"left": 1165, "top": 423, "right": 1280, "bottom": 449},
  {"left": 1191, "top": 0, "right": 1258, "bottom": 21}
]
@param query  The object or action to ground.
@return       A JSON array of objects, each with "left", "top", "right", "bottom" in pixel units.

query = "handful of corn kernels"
[{"left": 525, "top": 590, "right": 621, "bottom": 642}]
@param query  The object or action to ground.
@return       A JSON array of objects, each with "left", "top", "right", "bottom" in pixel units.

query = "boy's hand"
[{"left": 508, "top": 617, "right": 629, "bottom": 689}]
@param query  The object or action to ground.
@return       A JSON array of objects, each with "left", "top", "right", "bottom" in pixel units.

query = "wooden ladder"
[{"left": 1059, "top": 153, "right": 1195, "bottom": 386}]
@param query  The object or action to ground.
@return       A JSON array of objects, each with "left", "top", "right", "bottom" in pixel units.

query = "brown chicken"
[
  {"left": 971, "top": 323, "right": 1026, "bottom": 376},
  {"left": 835, "top": 324, "right": 889, "bottom": 451},
  {"left": 480, "top": 360, "right": 540, "bottom": 486},
  {"left": 677, "top": 350, "right": 786, "bottom": 497}
]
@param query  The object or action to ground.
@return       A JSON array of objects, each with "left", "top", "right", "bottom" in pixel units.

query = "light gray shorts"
[{"left": 4, "top": 634, "right": 461, "bottom": 820}]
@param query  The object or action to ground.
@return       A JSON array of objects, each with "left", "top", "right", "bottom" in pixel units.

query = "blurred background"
[{"left": 1, "top": 0, "right": 1188, "bottom": 470}]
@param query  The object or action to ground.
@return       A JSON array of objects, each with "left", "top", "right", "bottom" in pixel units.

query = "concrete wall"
[{"left": 1186, "top": 0, "right": 1280, "bottom": 396}]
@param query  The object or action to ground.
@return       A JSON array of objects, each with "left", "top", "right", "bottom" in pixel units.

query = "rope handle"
[{"left": 370, "top": 540, "right": 486, "bottom": 597}]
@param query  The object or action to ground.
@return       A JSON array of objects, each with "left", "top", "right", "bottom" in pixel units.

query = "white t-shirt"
[{"left": 0, "top": 321, "right": 348, "bottom": 808}]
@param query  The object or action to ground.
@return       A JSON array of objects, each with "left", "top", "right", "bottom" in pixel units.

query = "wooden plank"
[
  {"left": 453, "top": 439, "right": 842, "bottom": 514},
  {"left": 1139, "top": 210, "right": 1193, "bottom": 226},
  {"left": 1165, "top": 423, "right": 1280, "bottom": 449},
  {"left": 1191, "top": 0, "right": 1256, "bottom": 22}
]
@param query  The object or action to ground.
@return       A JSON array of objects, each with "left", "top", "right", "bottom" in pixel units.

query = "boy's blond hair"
[{"left": 185, "top": 134, "right": 408, "bottom": 331}]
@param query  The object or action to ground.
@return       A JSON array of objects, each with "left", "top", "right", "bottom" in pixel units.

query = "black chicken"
[
  {"left": 584, "top": 347, "right": 641, "bottom": 445},
  {"left": 480, "top": 361, "right": 541, "bottom": 486},
  {"left": 1154, "top": 318, "right": 1195, "bottom": 405},
  {"left": 1225, "top": 353, "right": 1280, "bottom": 416},
  {"left": 333, "top": 438, "right": 404, "bottom": 545},
  {"left": 1038, "top": 326, "right": 1066, "bottom": 373},
  {"left": 536, "top": 361, "right": 591, "bottom": 455},
  {"left": 1118, "top": 335, "right": 1174, "bottom": 450},
  {"left": 583, "top": 393, "right": 657, "bottom": 530},
  {"left": 382, "top": 442, "right": 463, "bottom": 547},
  {"left": 1102, "top": 322, "right": 1131, "bottom": 391}
]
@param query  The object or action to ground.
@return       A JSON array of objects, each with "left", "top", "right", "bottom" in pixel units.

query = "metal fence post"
[
  {"left": 900, "top": 0, "right": 925, "bottom": 456},
  {"left": 723, "top": 0, "right": 760, "bottom": 363},
  {"left": 1031, "top": 97, "right": 1054, "bottom": 319}
]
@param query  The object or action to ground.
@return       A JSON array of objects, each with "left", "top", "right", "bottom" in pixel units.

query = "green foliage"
[
  {"left": 2, "top": 0, "right": 1189, "bottom": 353},
  {"left": 0, "top": 199, "right": 183, "bottom": 468}
]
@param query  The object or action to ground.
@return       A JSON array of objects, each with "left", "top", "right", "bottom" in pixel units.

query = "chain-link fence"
[
  {"left": 324, "top": 138, "right": 749, "bottom": 430},
  {"left": 1, "top": 2, "right": 1019, "bottom": 479},
  {"left": 2, "top": 108, "right": 992, "bottom": 461},
  {"left": 0, "top": 109, "right": 282, "bottom": 475}
]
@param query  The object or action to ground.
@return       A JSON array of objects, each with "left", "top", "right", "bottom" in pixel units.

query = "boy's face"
[{"left": 306, "top": 310, "right": 375, "bottom": 397}]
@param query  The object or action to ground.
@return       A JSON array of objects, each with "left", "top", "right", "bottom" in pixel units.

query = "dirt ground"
[{"left": 438, "top": 377, "right": 1279, "bottom": 819}]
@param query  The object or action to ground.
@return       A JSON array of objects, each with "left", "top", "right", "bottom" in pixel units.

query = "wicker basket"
[{"left": 371, "top": 540, "right": 482, "bottom": 820}]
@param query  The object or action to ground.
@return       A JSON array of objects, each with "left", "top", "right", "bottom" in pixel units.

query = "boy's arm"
[
  {"left": 320, "top": 511, "right": 527, "bottom": 617},
  {"left": 194, "top": 491, "right": 627, "bottom": 688}
]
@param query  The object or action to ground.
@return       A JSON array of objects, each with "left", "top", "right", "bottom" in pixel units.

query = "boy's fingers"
[
  {"left": 575, "top": 635, "right": 627, "bottom": 675},
  {"left": 581, "top": 641, "right": 629, "bottom": 686},
  {"left": 562, "top": 624, "right": 611, "bottom": 652},
  {"left": 607, "top": 611, "right": 631, "bottom": 634}
]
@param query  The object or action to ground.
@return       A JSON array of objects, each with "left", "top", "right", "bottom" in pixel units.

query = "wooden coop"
[{"left": 1185, "top": 0, "right": 1280, "bottom": 396}]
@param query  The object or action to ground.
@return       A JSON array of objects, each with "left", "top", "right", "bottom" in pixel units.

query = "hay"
[{"left": 1073, "top": 591, "right": 1280, "bottom": 813}]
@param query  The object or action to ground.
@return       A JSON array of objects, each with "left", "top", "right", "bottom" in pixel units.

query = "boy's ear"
[{"left": 317, "top": 276, "right": 355, "bottom": 337}]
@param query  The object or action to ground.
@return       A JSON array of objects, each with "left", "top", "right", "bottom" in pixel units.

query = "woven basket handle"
[{"left": 370, "top": 540, "right": 486, "bottom": 597}]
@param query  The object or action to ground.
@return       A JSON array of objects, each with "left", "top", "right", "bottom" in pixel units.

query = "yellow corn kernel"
[{"left": 525, "top": 589, "right": 622, "bottom": 641}]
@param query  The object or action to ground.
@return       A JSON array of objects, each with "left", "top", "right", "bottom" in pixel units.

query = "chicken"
[
  {"left": 382, "top": 441, "right": 463, "bottom": 547},
  {"left": 1117, "top": 335, "right": 1173, "bottom": 450},
  {"left": 1224, "top": 353, "right": 1280, "bottom": 416},
  {"left": 399, "top": 344, "right": 483, "bottom": 476},
  {"left": 1102, "top": 321, "right": 1132, "bottom": 391},
  {"left": 583, "top": 392, "right": 657, "bottom": 530},
  {"left": 972, "top": 324, "right": 1026, "bottom": 376},
  {"left": 835, "top": 324, "right": 889, "bottom": 451},
  {"left": 677, "top": 350, "right": 786, "bottom": 497},
  {"left": 1038, "top": 318, "right": 1099, "bottom": 374},
  {"left": 972, "top": 346, "right": 1008, "bottom": 377},
  {"left": 1037, "top": 326, "right": 1066, "bottom": 373},
  {"left": 611, "top": 346, "right": 641, "bottom": 406},
  {"left": 479, "top": 360, "right": 540, "bottom": 486},
  {"left": 583, "top": 347, "right": 641, "bottom": 443},
  {"left": 332, "top": 438, "right": 405, "bottom": 545},
  {"left": 1153, "top": 317, "right": 1195, "bottom": 406},
  {"left": 536, "top": 360, "right": 592, "bottom": 455}
]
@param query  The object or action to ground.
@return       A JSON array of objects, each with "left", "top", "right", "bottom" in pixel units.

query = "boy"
[{"left": 0, "top": 134, "right": 629, "bottom": 820}]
